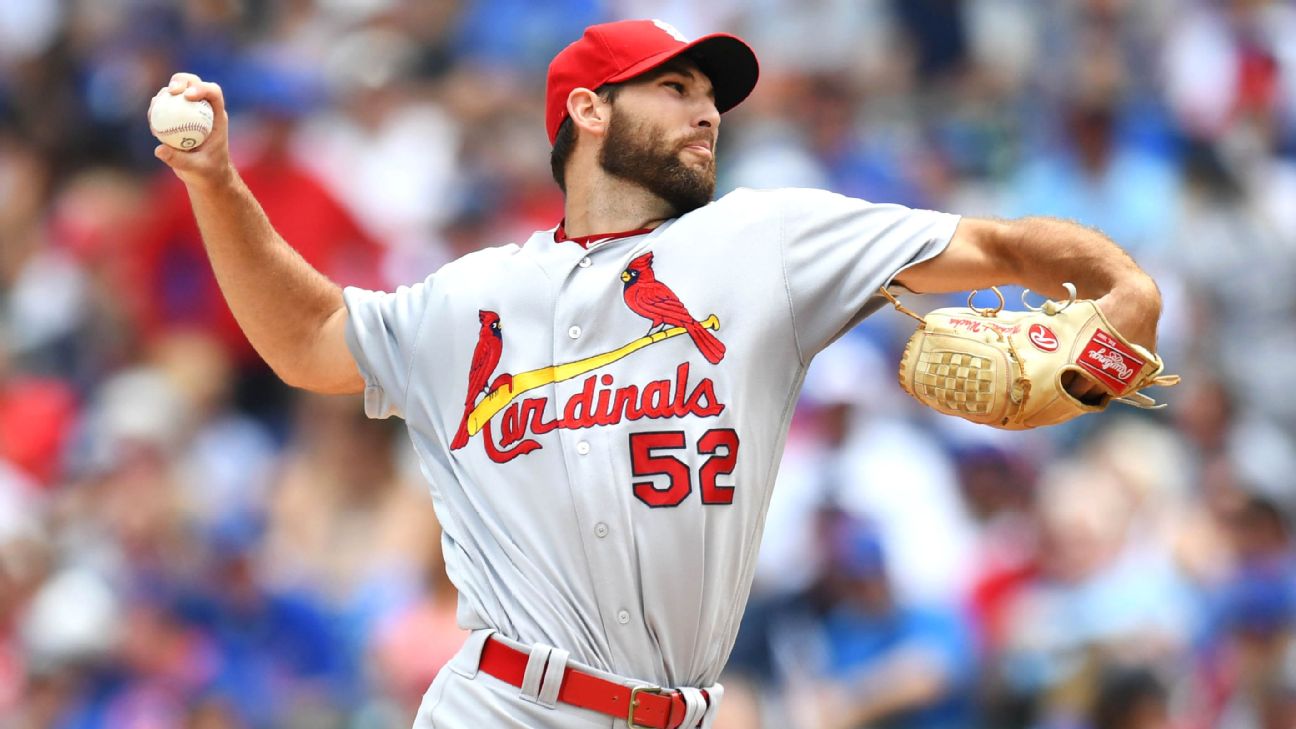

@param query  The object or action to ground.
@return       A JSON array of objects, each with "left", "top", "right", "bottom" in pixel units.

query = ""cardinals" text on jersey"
[{"left": 480, "top": 363, "right": 725, "bottom": 463}]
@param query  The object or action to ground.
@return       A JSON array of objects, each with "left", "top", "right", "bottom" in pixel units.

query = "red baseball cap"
[{"left": 545, "top": 19, "right": 760, "bottom": 144}]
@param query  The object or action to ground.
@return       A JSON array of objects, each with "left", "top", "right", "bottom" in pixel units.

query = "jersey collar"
[{"left": 553, "top": 220, "right": 658, "bottom": 249}]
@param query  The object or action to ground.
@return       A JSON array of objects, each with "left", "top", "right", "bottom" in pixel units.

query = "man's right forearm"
[
  {"left": 153, "top": 72, "right": 363, "bottom": 394},
  {"left": 185, "top": 170, "right": 360, "bottom": 391}
]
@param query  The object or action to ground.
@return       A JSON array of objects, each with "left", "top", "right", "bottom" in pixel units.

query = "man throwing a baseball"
[{"left": 154, "top": 19, "right": 1166, "bottom": 729}]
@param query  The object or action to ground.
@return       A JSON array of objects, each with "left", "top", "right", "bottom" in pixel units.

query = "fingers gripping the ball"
[
  {"left": 151, "top": 72, "right": 232, "bottom": 183},
  {"left": 150, "top": 91, "right": 213, "bottom": 150},
  {"left": 169, "top": 74, "right": 227, "bottom": 115}
]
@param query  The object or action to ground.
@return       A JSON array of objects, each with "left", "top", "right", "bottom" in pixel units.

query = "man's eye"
[{"left": 664, "top": 82, "right": 685, "bottom": 94}]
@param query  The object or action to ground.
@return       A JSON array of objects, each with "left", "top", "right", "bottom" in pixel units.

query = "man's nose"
[{"left": 695, "top": 100, "right": 720, "bottom": 129}]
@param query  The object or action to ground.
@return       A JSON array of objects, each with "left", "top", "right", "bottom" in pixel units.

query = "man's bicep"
[
  {"left": 308, "top": 305, "right": 366, "bottom": 395},
  {"left": 893, "top": 217, "right": 1015, "bottom": 294}
]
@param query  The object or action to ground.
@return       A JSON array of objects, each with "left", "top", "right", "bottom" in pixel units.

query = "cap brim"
[{"left": 607, "top": 33, "right": 759, "bottom": 115}]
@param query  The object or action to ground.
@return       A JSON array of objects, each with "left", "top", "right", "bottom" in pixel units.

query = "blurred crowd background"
[{"left": 2, "top": 0, "right": 1295, "bottom": 728}]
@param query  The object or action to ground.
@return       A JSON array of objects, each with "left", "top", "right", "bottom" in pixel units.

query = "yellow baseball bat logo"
[{"left": 466, "top": 315, "right": 720, "bottom": 436}]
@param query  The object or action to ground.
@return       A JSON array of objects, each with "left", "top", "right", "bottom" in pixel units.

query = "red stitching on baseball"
[{"left": 154, "top": 123, "right": 210, "bottom": 135}]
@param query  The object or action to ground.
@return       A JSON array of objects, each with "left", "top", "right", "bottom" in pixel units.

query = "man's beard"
[{"left": 598, "top": 111, "right": 716, "bottom": 216}]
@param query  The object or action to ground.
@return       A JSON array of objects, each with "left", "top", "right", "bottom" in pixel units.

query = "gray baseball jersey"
[{"left": 343, "top": 187, "right": 958, "bottom": 694}]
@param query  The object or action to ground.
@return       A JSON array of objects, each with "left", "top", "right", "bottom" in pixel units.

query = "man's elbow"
[{"left": 266, "top": 361, "right": 316, "bottom": 392}]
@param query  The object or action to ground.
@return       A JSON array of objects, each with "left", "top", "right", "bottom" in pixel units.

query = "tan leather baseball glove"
[{"left": 879, "top": 285, "right": 1180, "bottom": 430}]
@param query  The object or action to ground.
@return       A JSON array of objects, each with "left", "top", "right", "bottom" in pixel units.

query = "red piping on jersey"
[{"left": 554, "top": 221, "right": 656, "bottom": 249}]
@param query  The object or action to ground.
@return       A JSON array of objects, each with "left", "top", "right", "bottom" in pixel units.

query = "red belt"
[{"left": 478, "top": 636, "right": 707, "bottom": 728}]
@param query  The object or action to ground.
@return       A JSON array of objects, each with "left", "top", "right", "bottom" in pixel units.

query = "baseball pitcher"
[{"left": 152, "top": 19, "right": 1171, "bottom": 729}]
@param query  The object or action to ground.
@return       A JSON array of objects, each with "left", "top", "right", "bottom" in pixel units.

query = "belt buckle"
[{"left": 628, "top": 684, "right": 663, "bottom": 729}]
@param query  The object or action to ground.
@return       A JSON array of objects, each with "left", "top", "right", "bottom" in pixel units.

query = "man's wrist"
[{"left": 184, "top": 164, "right": 240, "bottom": 197}]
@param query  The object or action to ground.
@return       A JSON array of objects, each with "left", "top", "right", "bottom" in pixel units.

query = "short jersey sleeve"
[
  {"left": 778, "top": 188, "right": 960, "bottom": 362},
  {"left": 342, "top": 277, "right": 434, "bottom": 420}
]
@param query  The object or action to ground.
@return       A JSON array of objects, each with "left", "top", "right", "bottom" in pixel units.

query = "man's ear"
[{"left": 567, "top": 88, "right": 611, "bottom": 138}]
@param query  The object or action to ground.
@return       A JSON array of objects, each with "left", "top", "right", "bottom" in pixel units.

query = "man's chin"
[
  {"left": 666, "top": 188, "right": 716, "bottom": 216},
  {"left": 599, "top": 155, "right": 714, "bottom": 214}
]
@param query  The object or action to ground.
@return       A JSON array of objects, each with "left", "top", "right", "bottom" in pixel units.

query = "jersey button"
[
  {"left": 568, "top": 325, "right": 581, "bottom": 339},
  {"left": 617, "top": 610, "right": 630, "bottom": 625},
  {"left": 578, "top": 257, "right": 592, "bottom": 268},
  {"left": 576, "top": 441, "right": 591, "bottom": 455},
  {"left": 594, "top": 522, "right": 609, "bottom": 538}
]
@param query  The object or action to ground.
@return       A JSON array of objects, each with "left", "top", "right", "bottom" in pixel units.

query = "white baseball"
[{"left": 148, "top": 88, "right": 214, "bottom": 151}]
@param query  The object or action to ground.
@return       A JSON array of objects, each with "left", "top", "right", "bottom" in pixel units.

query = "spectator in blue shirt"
[{"left": 793, "top": 509, "right": 979, "bottom": 729}]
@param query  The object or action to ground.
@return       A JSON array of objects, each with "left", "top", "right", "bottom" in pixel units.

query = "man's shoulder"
[
  {"left": 669, "top": 188, "right": 782, "bottom": 230},
  {"left": 709, "top": 186, "right": 786, "bottom": 208},
  {"left": 696, "top": 187, "right": 855, "bottom": 217},
  {"left": 719, "top": 186, "right": 850, "bottom": 201},
  {"left": 443, "top": 236, "right": 536, "bottom": 273}
]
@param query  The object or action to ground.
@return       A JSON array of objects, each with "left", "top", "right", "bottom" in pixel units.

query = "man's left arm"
[{"left": 894, "top": 217, "right": 1164, "bottom": 402}]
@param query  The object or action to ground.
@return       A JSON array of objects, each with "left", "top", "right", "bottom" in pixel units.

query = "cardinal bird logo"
[
  {"left": 451, "top": 310, "right": 512, "bottom": 450},
  {"left": 621, "top": 252, "right": 726, "bottom": 364}
]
